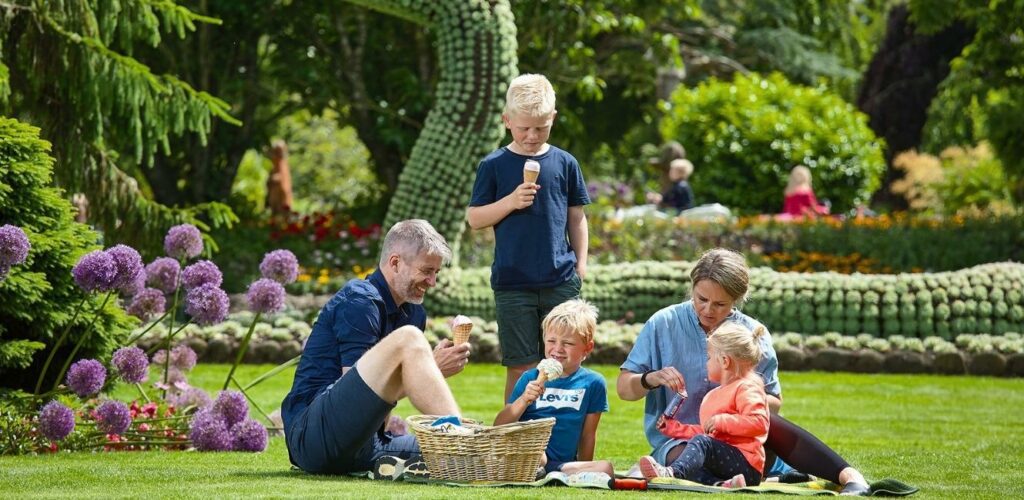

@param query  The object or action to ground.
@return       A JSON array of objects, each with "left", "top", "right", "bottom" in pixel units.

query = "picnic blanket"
[{"left": 380, "top": 471, "right": 918, "bottom": 496}]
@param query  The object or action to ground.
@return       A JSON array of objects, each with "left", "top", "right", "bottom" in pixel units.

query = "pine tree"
[{"left": 0, "top": 0, "right": 237, "bottom": 255}]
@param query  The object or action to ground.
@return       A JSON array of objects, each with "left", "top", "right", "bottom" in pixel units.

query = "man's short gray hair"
[{"left": 379, "top": 219, "right": 452, "bottom": 267}]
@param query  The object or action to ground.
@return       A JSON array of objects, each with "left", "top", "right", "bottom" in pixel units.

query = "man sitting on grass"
[{"left": 281, "top": 219, "right": 471, "bottom": 475}]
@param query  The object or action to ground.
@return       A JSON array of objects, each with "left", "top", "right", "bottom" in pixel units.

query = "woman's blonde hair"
[
  {"left": 690, "top": 248, "right": 749, "bottom": 306},
  {"left": 785, "top": 165, "right": 813, "bottom": 195},
  {"left": 708, "top": 321, "right": 765, "bottom": 366},
  {"left": 505, "top": 74, "right": 556, "bottom": 118},
  {"left": 542, "top": 299, "right": 598, "bottom": 344}
]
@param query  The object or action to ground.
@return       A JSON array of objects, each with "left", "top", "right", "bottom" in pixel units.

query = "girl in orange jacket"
[{"left": 638, "top": 322, "right": 770, "bottom": 488}]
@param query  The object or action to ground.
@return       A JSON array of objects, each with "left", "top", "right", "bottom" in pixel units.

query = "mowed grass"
[{"left": 1, "top": 363, "right": 1021, "bottom": 499}]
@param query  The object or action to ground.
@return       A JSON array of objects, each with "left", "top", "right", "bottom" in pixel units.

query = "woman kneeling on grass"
[{"left": 617, "top": 248, "right": 871, "bottom": 496}]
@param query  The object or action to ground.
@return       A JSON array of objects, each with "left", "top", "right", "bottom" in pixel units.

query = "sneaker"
[
  {"left": 839, "top": 481, "right": 871, "bottom": 496},
  {"left": 638, "top": 456, "right": 675, "bottom": 480},
  {"left": 371, "top": 455, "right": 405, "bottom": 481},
  {"left": 402, "top": 455, "right": 430, "bottom": 480},
  {"left": 719, "top": 474, "right": 747, "bottom": 489}
]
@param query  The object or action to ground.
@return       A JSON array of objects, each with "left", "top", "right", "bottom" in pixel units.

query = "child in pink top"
[{"left": 638, "top": 322, "right": 770, "bottom": 488}]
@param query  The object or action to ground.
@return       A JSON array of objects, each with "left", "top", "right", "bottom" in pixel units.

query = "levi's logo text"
[{"left": 537, "top": 388, "right": 585, "bottom": 411}]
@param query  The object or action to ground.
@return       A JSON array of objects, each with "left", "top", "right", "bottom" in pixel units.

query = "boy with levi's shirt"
[{"left": 494, "top": 299, "right": 613, "bottom": 476}]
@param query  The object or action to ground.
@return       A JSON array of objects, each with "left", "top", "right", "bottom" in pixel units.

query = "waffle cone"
[
  {"left": 537, "top": 371, "right": 548, "bottom": 384},
  {"left": 524, "top": 169, "right": 540, "bottom": 183},
  {"left": 452, "top": 323, "right": 472, "bottom": 345}
]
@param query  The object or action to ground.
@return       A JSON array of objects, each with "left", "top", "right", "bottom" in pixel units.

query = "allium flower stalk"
[
  {"left": 95, "top": 400, "right": 132, "bottom": 435},
  {"left": 38, "top": 400, "right": 75, "bottom": 441},
  {"left": 66, "top": 359, "right": 107, "bottom": 397},
  {"left": 164, "top": 224, "right": 203, "bottom": 261},
  {"left": 181, "top": 260, "right": 223, "bottom": 291},
  {"left": 259, "top": 249, "right": 299, "bottom": 284}
]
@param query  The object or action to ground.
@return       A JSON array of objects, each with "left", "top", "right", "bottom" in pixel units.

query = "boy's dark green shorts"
[{"left": 494, "top": 274, "right": 582, "bottom": 366}]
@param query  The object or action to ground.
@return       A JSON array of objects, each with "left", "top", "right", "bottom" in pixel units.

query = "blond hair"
[
  {"left": 708, "top": 321, "right": 765, "bottom": 366},
  {"left": 669, "top": 158, "right": 693, "bottom": 180},
  {"left": 690, "top": 248, "right": 749, "bottom": 306},
  {"left": 379, "top": 219, "right": 451, "bottom": 267},
  {"left": 504, "top": 74, "right": 556, "bottom": 118},
  {"left": 785, "top": 165, "right": 813, "bottom": 195},
  {"left": 542, "top": 299, "right": 598, "bottom": 344}
]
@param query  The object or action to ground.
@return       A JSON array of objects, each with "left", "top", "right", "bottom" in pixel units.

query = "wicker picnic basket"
[{"left": 406, "top": 415, "right": 555, "bottom": 483}]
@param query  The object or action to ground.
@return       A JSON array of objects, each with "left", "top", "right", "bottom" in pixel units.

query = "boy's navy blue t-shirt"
[{"left": 469, "top": 146, "right": 590, "bottom": 290}]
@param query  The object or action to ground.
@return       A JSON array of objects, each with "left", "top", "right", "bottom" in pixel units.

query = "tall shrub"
[
  {"left": 0, "top": 118, "right": 135, "bottom": 391},
  {"left": 661, "top": 72, "right": 886, "bottom": 213}
]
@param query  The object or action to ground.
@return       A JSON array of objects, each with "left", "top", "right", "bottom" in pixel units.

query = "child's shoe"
[
  {"left": 638, "top": 455, "right": 675, "bottom": 479},
  {"left": 719, "top": 473, "right": 747, "bottom": 488}
]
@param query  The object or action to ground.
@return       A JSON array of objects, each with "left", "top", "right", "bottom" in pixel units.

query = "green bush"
[
  {"left": 0, "top": 118, "right": 135, "bottom": 391},
  {"left": 660, "top": 72, "right": 886, "bottom": 213}
]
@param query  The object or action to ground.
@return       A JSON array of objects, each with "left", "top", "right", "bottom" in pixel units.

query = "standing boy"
[{"left": 468, "top": 74, "right": 591, "bottom": 401}]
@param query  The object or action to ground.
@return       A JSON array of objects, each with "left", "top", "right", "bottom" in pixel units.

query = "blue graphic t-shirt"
[
  {"left": 469, "top": 146, "right": 590, "bottom": 290},
  {"left": 509, "top": 366, "right": 608, "bottom": 463}
]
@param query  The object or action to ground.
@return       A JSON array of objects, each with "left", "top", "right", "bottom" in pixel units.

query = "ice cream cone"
[
  {"left": 452, "top": 323, "right": 472, "bottom": 345},
  {"left": 537, "top": 371, "right": 548, "bottom": 384},
  {"left": 524, "top": 160, "right": 540, "bottom": 184}
]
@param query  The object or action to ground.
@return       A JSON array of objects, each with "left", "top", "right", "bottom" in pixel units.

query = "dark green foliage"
[
  {"left": 0, "top": 118, "right": 135, "bottom": 390},
  {"left": 660, "top": 72, "right": 886, "bottom": 213}
]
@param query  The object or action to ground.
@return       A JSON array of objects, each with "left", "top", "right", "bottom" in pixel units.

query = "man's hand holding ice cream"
[{"left": 433, "top": 316, "right": 472, "bottom": 378}]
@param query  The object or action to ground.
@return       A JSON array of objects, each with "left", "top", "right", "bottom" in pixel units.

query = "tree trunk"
[{"left": 856, "top": 5, "right": 974, "bottom": 210}]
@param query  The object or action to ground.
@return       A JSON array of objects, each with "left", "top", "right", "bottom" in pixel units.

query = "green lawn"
[{"left": 1, "top": 363, "right": 1021, "bottom": 499}]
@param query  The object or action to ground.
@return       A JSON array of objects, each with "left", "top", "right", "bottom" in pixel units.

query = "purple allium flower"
[
  {"left": 189, "top": 408, "right": 232, "bottom": 451},
  {"left": 122, "top": 271, "right": 147, "bottom": 297},
  {"left": 170, "top": 344, "right": 197, "bottom": 371},
  {"left": 95, "top": 400, "right": 132, "bottom": 435},
  {"left": 181, "top": 260, "right": 223, "bottom": 291},
  {"left": 38, "top": 400, "right": 75, "bottom": 441},
  {"left": 259, "top": 249, "right": 299, "bottom": 284},
  {"left": 112, "top": 347, "right": 149, "bottom": 384},
  {"left": 246, "top": 278, "right": 286, "bottom": 314},
  {"left": 184, "top": 283, "right": 229, "bottom": 325},
  {"left": 168, "top": 386, "right": 212, "bottom": 410},
  {"left": 212, "top": 390, "right": 248, "bottom": 428},
  {"left": 105, "top": 244, "right": 143, "bottom": 291},
  {"left": 126, "top": 287, "right": 166, "bottom": 322},
  {"left": 164, "top": 224, "right": 203, "bottom": 260},
  {"left": 66, "top": 359, "right": 107, "bottom": 397},
  {"left": 231, "top": 419, "right": 268, "bottom": 452},
  {"left": 72, "top": 250, "right": 118, "bottom": 293},
  {"left": 145, "top": 257, "right": 180, "bottom": 294},
  {"left": 0, "top": 224, "right": 30, "bottom": 267}
]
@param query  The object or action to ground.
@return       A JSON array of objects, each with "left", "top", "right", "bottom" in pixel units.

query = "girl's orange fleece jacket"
[{"left": 658, "top": 371, "right": 770, "bottom": 473}]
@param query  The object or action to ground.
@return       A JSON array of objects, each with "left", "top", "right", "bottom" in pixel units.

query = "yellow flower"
[
  {"left": 297, "top": 273, "right": 312, "bottom": 283},
  {"left": 317, "top": 275, "right": 330, "bottom": 286}
]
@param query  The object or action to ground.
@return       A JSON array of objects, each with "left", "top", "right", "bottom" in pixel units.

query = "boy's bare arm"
[
  {"left": 567, "top": 206, "right": 588, "bottom": 279},
  {"left": 467, "top": 182, "right": 539, "bottom": 229},
  {"left": 493, "top": 380, "right": 543, "bottom": 425},
  {"left": 576, "top": 412, "right": 602, "bottom": 461}
]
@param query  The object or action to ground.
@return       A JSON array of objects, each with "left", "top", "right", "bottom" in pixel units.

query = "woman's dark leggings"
[{"left": 766, "top": 413, "right": 849, "bottom": 483}]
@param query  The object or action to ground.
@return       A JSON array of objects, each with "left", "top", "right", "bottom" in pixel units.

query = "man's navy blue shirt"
[
  {"left": 469, "top": 145, "right": 590, "bottom": 290},
  {"left": 281, "top": 269, "right": 426, "bottom": 431}
]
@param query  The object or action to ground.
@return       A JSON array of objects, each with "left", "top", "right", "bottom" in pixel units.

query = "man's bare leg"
[
  {"left": 356, "top": 326, "right": 461, "bottom": 416},
  {"left": 505, "top": 362, "right": 538, "bottom": 402}
]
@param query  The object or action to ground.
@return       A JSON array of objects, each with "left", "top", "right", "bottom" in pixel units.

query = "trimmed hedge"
[{"left": 425, "top": 261, "right": 1024, "bottom": 338}]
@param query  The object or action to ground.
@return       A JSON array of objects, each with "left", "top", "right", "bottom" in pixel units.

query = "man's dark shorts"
[
  {"left": 285, "top": 365, "right": 419, "bottom": 474},
  {"left": 494, "top": 273, "right": 582, "bottom": 366}
]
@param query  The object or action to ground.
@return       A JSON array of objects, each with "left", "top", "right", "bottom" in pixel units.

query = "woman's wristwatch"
[{"left": 640, "top": 370, "right": 657, "bottom": 390}]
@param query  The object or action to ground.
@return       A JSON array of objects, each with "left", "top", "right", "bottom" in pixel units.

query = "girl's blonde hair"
[
  {"left": 542, "top": 299, "right": 598, "bottom": 344},
  {"left": 708, "top": 321, "right": 765, "bottom": 366},
  {"left": 785, "top": 165, "right": 813, "bottom": 195},
  {"left": 505, "top": 74, "right": 556, "bottom": 118}
]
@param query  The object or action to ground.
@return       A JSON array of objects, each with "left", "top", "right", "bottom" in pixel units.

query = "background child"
[
  {"left": 467, "top": 73, "right": 591, "bottom": 402},
  {"left": 782, "top": 165, "right": 829, "bottom": 217},
  {"left": 638, "top": 321, "right": 770, "bottom": 488},
  {"left": 658, "top": 158, "right": 695, "bottom": 213},
  {"left": 494, "top": 299, "right": 613, "bottom": 476}
]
